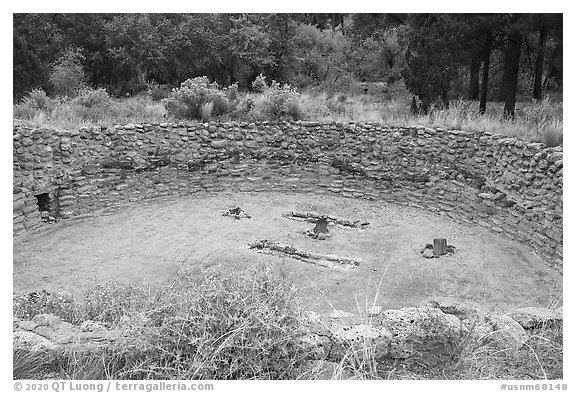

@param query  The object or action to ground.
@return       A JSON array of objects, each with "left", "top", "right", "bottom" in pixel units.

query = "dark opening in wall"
[{"left": 35, "top": 193, "right": 51, "bottom": 212}]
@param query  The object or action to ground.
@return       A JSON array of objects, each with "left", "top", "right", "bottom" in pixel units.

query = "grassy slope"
[{"left": 13, "top": 263, "right": 562, "bottom": 380}]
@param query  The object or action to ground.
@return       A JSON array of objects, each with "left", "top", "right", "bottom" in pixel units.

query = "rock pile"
[
  {"left": 13, "top": 314, "right": 121, "bottom": 354},
  {"left": 13, "top": 300, "right": 562, "bottom": 375},
  {"left": 282, "top": 211, "right": 369, "bottom": 230},
  {"left": 297, "top": 301, "right": 563, "bottom": 367},
  {"left": 222, "top": 206, "right": 251, "bottom": 220},
  {"left": 248, "top": 239, "right": 360, "bottom": 269}
]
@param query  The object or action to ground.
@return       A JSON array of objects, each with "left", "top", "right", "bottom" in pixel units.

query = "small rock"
[
  {"left": 422, "top": 248, "right": 435, "bottom": 259},
  {"left": 317, "top": 233, "right": 327, "bottom": 240},
  {"left": 210, "top": 140, "right": 228, "bottom": 149},
  {"left": 13, "top": 331, "right": 59, "bottom": 352},
  {"left": 425, "top": 297, "right": 479, "bottom": 322},
  {"left": 32, "top": 314, "right": 62, "bottom": 327},
  {"left": 380, "top": 307, "right": 466, "bottom": 360},
  {"left": 484, "top": 314, "right": 528, "bottom": 349},
  {"left": 367, "top": 306, "right": 382, "bottom": 316},
  {"left": 17, "top": 320, "right": 39, "bottom": 331},
  {"left": 56, "top": 290, "right": 74, "bottom": 303}
]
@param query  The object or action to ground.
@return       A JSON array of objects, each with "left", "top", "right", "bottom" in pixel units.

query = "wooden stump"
[
  {"left": 314, "top": 217, "right": 329, "bottom": 234},
  {"left": 433, "top": 238, "right": 448, "bottom": 257}
]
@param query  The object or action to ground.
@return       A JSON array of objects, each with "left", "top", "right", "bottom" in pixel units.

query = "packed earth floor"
[{"left": 13, "top": 192, "right": 562, "bottom": 315}]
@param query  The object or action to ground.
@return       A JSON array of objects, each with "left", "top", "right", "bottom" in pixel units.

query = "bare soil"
[{"left": 13, "top": 192, "right": 562, "bottom": 314}]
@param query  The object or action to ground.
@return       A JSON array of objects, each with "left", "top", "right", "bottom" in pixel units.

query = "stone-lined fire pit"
[
  {"left": 248, "top": 239, "right": 360, "bottom": 269},
  {"left": 420, "top": 238, "right": 456, "bottom": 259},
  {"left": 282, "top": 211, "right": 369, "bottom": 230},
  {"left": 222, "top": 206, "right": 251, "bottom": 220}
]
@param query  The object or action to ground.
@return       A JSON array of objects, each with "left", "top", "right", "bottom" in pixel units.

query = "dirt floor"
[{"left": 13, "top": 192, "right": 563, "bottom": 315}]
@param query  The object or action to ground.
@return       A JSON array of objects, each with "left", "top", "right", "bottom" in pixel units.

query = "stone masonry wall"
[{"left": 13, "top": 120, "right": 563, "bottom": 271}]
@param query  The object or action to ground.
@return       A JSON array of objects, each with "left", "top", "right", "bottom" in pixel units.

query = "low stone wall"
[{"left": 13, "top": 120, "right": 563, "bottom": 271}]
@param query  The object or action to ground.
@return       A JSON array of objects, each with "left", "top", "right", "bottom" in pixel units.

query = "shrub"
[
  {"left": 72, "top": 88, "right": 111, "bottom": 109},
  {"left": 13, "top": 88, "right": 56, "bottom": 120},
  {"left": 13, "top": 291, "right": 78, "bottom": 324},
  {"left": 13, "top": 263, "right": 309, "bottom": 380},
  {"left": 147, "top": 82, "right": 171, "bottom": 102},
  {"left": 224, "top": 82, "right": 239, "bottom": 102},
  {"left": 252, "top": 74, "right": 267, "bottom": 93},
  {"left": 260, "top": 81, "right": 304, "bottom": 120},
  {"left": 163, "top": 77, "right": 230, "bottom": 120},
  {"left": 201, "top": 102, "right": 214, "bottom": 122},
  {"left": 68, "top": 88, "right": 112, "bottom": 122},
  {"left": 49, "top": 48, "right": 87, "bottom": 98}
]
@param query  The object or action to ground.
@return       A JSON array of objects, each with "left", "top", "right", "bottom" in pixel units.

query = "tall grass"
[
  {"left": 13, "top": 261, "right": 563, "bottom": 380},
  {"left": 299, "top": 91, "right": 563, "bottom": 147},
  {"left": 13, "top": 263, "right": 311, "bottom": 380},
  {"left": 13, "top": 89, "right": 166, "bottom": 129},
  {"left": 13, "top": 86, "right": 562, "bottom": 147}
]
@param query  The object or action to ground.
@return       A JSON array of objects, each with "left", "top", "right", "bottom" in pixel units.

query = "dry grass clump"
[
  {"left": 299, "top": 90, "right": 562, "bottom": 147},
  {"left": 13, "top": 266, "right": 563, "bottom": 380},
  {"left": 13, "top": 83, "right": 562, "bottom": 147},
  {"left": 13, "top": 88, "right": 166, "bottom": 129},
  {"left": 13, "top": 263, "right": 310, "bottom": 380}
]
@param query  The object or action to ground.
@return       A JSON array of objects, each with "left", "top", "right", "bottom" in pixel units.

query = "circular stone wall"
[{"left": 13, "top": 120, "right": 563, "bottom": 308}]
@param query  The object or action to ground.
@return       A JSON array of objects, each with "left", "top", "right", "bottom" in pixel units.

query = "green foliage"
[
  {"left": 252, "top": 74, "right": 267, "bottom": 93},
  {"left": 402, "top": 15, "right": 465, "bottom": 113},
  {"left": 13, "top": 88, "right": 57, "bottom": 120},
  {"left": 13, "top": 268, "right": 563, "bottom": 380},
  {"left": 13, "top": 264, "right": 310, "bottom": 380},
  {"left": 72, "top": 88, "right": 111, "bottom": 108},
  {"left": 68, "top": 88, "right": 112, "bottom": 122},
  {"left": 351, "top": 26, "right": 407, "bottom": 85},
  {"left": 200, "top": 102, "right": 214, "bottom": 122},
  {"left": 163, "top": 77, "right": 230, "bottom": 120},
  {"left": 260, "top": 81, "right": 304, "bottom": 120},
  {"left": 13, "top": 291, "right": 78, "bottom": 324},
  {"left": 147, "top": 82, "right": 171, "bottom": 101},
  {"left": 291, "top": 25, "right": 353, "bottom": 89},
  {"left": 49, "top": 48, "right": 87, "bottom": 98}
]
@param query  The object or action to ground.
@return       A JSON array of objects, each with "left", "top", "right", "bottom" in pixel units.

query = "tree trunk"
[
  {"left": 469, "top": 56, "right": 480, "bottom": 100},
  {"left": 479, "top": 30, "right": 492, "bottom": 114},
  {"left": 543, "top": 42, "right": 561, "bottom": 91},
  {"left": 502, "top": 31, "right": 523, "bottom": 119},
  {"left": 533, "top": 23, "right": 547, "bottom": 100},
  {"left": 433, "top": 238, "right": 448, "bottom": 257}
]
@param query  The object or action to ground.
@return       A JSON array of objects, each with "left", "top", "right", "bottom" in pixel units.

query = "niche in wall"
[
  {"left": 34, "top": 190, "right": 60, "bottom": 220},
  {"left": 35, "top": 193, "right": 51, "bottom": 212}
]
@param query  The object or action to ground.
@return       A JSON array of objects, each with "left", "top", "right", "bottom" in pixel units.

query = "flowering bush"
[
  {"left": 163, "top": 77, "right": 230, "bottom": 120},
  {"left": 261, "top": 81, "right": 303, "bottom": 120},
  {"left": 252, "top": 74, "right": 267, "bottom": 93}
]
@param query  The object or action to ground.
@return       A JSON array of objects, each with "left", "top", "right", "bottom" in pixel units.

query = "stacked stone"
[{"left": 12, "top": 120, "right": 563, "bottom": 271}]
